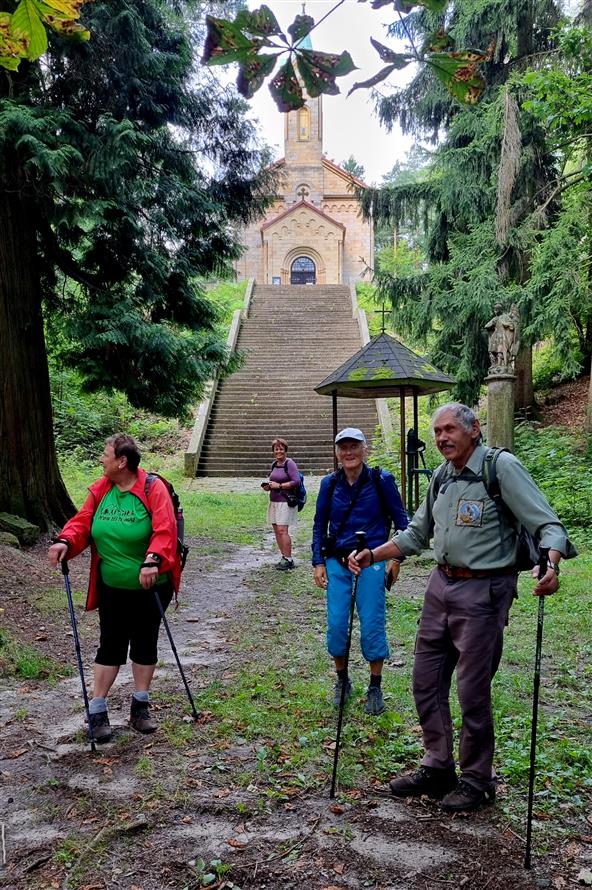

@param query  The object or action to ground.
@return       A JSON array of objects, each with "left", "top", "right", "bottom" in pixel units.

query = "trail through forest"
[{"left": 0, "top": 523, "right": 585, "bottom": 890}]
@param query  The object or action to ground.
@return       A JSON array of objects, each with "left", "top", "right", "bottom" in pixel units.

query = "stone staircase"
[{"left": 197, "top": 284, "right": 379, "bottom": 476}]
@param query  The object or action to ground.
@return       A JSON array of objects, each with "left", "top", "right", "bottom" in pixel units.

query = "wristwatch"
[
  {"left": 547, "top": 560, "right": 560, "bottom": 575},
  {"left": 145, "top": 553, "right": 162, "bottom": 566}
]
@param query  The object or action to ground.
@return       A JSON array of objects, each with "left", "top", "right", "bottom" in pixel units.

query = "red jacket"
[{"left": 58, "top": 468, "right": 181, "bottom": 610}]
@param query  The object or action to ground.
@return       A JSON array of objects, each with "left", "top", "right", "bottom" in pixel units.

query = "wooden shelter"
[{"left": 315, "top": 332, "right": 454, "bottom": 512}]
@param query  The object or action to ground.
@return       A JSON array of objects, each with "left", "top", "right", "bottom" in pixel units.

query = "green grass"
[
  {"left": 35, "top": 585, "right": 85, "bottom": 614},
  {"left": 189, "top": 547, "right": 592, "bottom": 829},
  {"left": 60, "top": 451, "right": 268, "bottom": 545},
  {"left": 0, "top": 627, "right": 72, "bottom": 682},
  {"left": 55, "top": 426, "right": 591, "bottom": 833}
]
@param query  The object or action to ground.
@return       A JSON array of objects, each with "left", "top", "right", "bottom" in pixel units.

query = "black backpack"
[
  {"left": 272, "top": 459, "right": 307, "bottom": 512},
  {"left": 144, "top": 473, "right": 189, "bottom": 570},
  {"left": 429, "top": 447, "right": 540, "bottom": 571}
]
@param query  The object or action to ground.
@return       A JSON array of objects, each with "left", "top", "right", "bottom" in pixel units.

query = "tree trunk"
[
  {"left": 585, "top": 373, "right": 592, "bottom": 434},
  {"left": 514, "top": 345, "right": 535, "bottom": 413},
  {"left": 0, "top": 189, "right": 75, "bottom": 530}
]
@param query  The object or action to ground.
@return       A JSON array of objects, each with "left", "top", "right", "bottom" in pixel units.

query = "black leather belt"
[{"left": 438, "top": 563, "right": 517, "bottom": 579}]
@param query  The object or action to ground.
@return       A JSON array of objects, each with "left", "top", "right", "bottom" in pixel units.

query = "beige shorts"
[{"left": 268, "top": 500, "right": 298, "bottom": 528}]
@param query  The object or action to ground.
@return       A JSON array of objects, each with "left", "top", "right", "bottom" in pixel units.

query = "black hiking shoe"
[
  {"left": 332, "top": 677, "right": 352, "bottom": 708},
  {"left": 441, "top": 780, "right": 496, "bottom": 812},
  {"left": 276, "top": 557, "right": 295, "bottom": 571},
  {"left": 88, "top": 710, "right": 113, "bottom": 744},
  {"left": 364, "top": 685, "right": 385, "bottom": 716},
  {"left": 389, "top": 765, "right": 457, "bottom": 799},
  {"left": 130, "top": 698, "right": 157, "bottom": 734}
]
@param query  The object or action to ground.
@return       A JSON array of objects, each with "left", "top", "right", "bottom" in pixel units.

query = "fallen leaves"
[{"left": 227, "top": 837, "right": 247, "bottom": 848}]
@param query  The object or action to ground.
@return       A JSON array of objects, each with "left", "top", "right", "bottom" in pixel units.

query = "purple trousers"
[{"left": 413, "top": 567, "right": 517, "bottom": 790}]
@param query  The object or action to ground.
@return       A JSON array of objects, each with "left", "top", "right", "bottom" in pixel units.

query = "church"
[{"left": 235, "top": 86, "right": 374, "bottom": 285}]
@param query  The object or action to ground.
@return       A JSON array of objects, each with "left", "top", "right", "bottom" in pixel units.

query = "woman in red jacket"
[{"left": 48, "top": 434, "right": 180, "bottom": 743}]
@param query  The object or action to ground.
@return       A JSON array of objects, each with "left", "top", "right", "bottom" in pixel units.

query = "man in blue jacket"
[{"left": 312, "top": 428, "right": 408, "bottom": 715}]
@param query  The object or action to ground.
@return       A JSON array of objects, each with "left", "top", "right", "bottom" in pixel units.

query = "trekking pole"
[
  {"left": 61, "top": 561, "right": 96, "bottom": 752},
  {"left": 330, "top": 530, "right": 366, "bottom": 799},
  {"left": 524, "top": 548, "right": 549, "bottom": 869},
  {"left": 154, "top": 590, "right": 200, "bottom": 720}
]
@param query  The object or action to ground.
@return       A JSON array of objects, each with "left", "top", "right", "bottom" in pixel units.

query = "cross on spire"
[{"left": 380, "top": 302, "right": 388, "bottom": 333}]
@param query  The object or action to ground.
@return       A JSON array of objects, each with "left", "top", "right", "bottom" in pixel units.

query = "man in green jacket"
[{"left": 349, "top": 403, "right": 576, "bottom": 813}]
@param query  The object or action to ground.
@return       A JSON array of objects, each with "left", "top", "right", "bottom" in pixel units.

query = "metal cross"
[
  {"left": 297, "top": 186, "right": 309, "bottom": 200},
  {"left": 380, "top": 302, "right": 388, "bottom": 333}
]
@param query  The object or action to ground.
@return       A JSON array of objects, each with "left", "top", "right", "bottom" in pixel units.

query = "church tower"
[
  {"left": 283, "top": 37, "right": 323, "bottom": 206},
  {"left": 234, "top": 26, "right": 373, "bottom": 286}
]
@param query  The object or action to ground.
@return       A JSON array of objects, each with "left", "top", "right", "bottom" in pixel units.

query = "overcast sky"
[{"left": 241, "top": 0, "right": 416, "bottom": 184}]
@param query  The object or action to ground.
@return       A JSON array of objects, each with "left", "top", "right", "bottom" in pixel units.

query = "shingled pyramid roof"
[{"left": 315, "top": 332, "right": 454, "bottom": 398}]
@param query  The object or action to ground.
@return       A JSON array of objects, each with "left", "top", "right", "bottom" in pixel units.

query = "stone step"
[
  {"left": 204, "top": 427, "right": 378, "bottom": 444},
  {"left": 207, "top": 405, "right": 377, "bottom": 419},
  {"left": 197, "top": 283, "right": 377, "bottom": 476}
]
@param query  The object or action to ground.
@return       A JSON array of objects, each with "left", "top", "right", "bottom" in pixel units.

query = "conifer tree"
[
  {"left": 0, "top": 0, "right": 273, "bottom": 528},
  {"left": 363, "top": 0, "right": 561, "bottom": 406}
]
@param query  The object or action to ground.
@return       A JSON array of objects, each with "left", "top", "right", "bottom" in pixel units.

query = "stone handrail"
[
  {"left": 349, "top": 280, "right": 393, "bottom": 442},
  {"left": 184, "top": 278, "right": 253, "bottom": 476}
]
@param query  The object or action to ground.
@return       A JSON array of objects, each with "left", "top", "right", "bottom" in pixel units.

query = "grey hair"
[{"left": 431, "top": 403, "right": 483, "bottom": 443}]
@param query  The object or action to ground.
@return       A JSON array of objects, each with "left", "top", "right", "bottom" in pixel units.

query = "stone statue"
[{"left": 485, "top": 303, "right": 520, "bottom": 372}]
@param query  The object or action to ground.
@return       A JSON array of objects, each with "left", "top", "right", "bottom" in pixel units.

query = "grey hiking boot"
[
  {"left": 441, "top": 780, "right": 496, "bottom": 812},
  {"left": 276, "top": 557, "right": 295, "bottom": 571},
  {"left": 88, "top": 710, "right": 113, "bottom": 744},
  {"left": 130, "top": 698, "right": 157, "bottom": 734},
  {"left": 364, "top": 685, "right": 385, "bottom": 716},
  {"left": 332, "top": 677, "right": 352, "bottom": 708},
  {"left": 389, "top": 765, "right": 457, "bottom": 799}
]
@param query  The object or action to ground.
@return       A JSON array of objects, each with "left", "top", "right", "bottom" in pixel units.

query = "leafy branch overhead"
[
  {"left": 203, "top": 5, "right": 356, "bottom": 111},
  {"left": 0, "top": 0, "right": 89, "bottom": 71},
  {"left": 203, "top": 0, "right": 491, "bottom": 111}
]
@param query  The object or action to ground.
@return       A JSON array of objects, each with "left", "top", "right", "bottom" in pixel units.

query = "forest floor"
[
  {"left": 538, "top": 374, "right": 589, "bottom": 431},
  {"left": 1, "top": 518, "right": 591, "bottom": 890}
]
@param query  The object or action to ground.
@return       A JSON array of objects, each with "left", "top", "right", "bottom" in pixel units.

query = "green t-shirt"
[{"left": 91, "top": 486, "right": 166, "bottom": 589}]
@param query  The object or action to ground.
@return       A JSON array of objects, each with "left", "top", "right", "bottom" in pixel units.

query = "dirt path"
[{"left": 0, "top": 534, "right": 562, "bottom": 890}]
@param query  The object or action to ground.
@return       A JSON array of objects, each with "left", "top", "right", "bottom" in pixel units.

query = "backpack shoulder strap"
[
  {"left": 428, "top": 461, "right": 448, "bottom": 507},
  {"left": 144, "top": 472, "right": 156, "bottom": 502},
  {"left": 371, "top": 466, "right": 396, "bottom": 535},
  {"left": 482, "top": 447, "right": 516, "bottom": 522},
  {"left": 482, "top": 447, "right": 510, "bottom": 502},
  {"left": 425, "top": 461, "right": 450, "bottom": 531}
]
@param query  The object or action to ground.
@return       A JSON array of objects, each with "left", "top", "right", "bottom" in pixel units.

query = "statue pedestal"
[{"left": 485, "top": 371, "right": 516, "bottom": 451}]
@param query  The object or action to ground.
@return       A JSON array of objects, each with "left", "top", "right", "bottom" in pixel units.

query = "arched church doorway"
[{"left": 291, "top": 256, "right": 316, "bottom": 285}]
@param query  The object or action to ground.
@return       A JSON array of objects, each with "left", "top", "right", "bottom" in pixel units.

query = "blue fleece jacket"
[{"left": 311, "top": 465, "right": 408, "bottom": 566}]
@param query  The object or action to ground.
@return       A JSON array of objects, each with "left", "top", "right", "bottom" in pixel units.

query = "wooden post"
[
  {"left": 399, "top": 390, "right": 406, "bottom": 512},
  {"left": 413, "top": 391, "right": 420, "bottom": 511},
  {"left": 332, "top": 389, "right": 338, "bottom": 471}
]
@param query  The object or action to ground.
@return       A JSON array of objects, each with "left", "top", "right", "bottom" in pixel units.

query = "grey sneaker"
[
  {"left": 88, "top": 710, "right": 113, "bottom": 744},
  {"left": 364, "top": 685, "right": 385, "bottom": 716},
  {"left": 276, "top": 557, "right": 295, "bottom": 571},
  {"left": 332, "top": 677, "right": 352, "bottom": 708}
]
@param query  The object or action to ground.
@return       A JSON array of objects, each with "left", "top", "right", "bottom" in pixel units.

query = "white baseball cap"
[{"left": 335, "top": 427, "right": 366, "bottom": 444}]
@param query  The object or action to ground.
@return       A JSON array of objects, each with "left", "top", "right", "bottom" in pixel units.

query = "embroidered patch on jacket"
[{"left": 455, "top": 499, "right": 485, "bottom": 527}]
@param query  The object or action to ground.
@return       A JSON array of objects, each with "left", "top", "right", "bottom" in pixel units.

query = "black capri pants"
[{"left": 95, "top": 577, "right": 174, "bottom": 666}]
